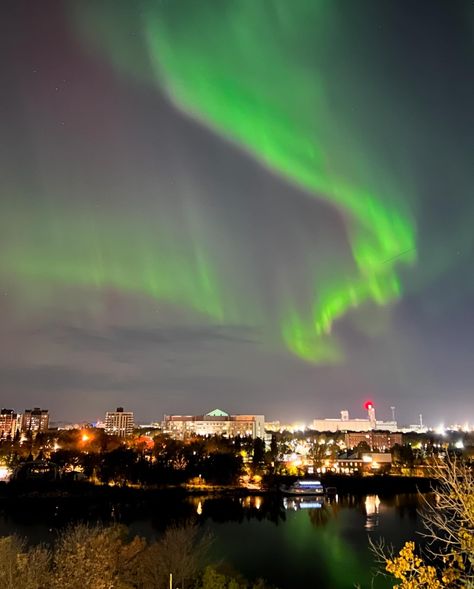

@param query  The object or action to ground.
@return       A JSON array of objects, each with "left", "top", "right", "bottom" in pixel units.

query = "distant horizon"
[{"left": 7, "top": 403, "right": 469, "bottom": 431}]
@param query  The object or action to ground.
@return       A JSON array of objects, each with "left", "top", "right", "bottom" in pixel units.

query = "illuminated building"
[
  {"left": 104, "top": 407, "right": 134, "bottom": 437},
  {"left": 265, "top": 420, "right": 306, "bottom": 433},
  {"left": 21, "top": 408, "right": 49, "bottom": 433},
  {"left": 331, "top": 453, "right": 392, "bottom": 474},
  {"left": 264, "top": 420, "right": 281, "bottom": 432},
  {"left": 312, "top": 402, "right": 398, "bottom": 432},
  {"left": 56, "top": 421, "right": 93, "bottom": 431},
  {"left": 344, "top": 431, "right": 403, "bottom": 450},
  {"left": 164, "top": 408, "right": 265, "bottom": 439},
  {"left": 362, "top": 452, "right": 392, "bottom": 469},
  {"left": 0, "top": 409, "right": 21, "bottom": 439}
]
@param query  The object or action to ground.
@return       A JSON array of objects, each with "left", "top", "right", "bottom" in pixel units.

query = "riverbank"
[{"left": 0, "top": 473, "right": 436, "bottom": 503}]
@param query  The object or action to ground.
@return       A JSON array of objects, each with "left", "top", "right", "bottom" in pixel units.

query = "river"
[{"left": 0, "top": 492, "right": 423, "bottom": 588}]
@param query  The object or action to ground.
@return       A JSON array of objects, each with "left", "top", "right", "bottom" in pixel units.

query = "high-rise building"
[
  {"left": 105, "top": 407, "right": 134, "bottom": 437},
  {"left": 164, "top": 409, "right": 265, "bottom": 439},
  {"left": 0, "top": 409, "right": 21, "bottom": 439},
  {"left": 21, "top": 408, "right": 49, "bottom": 433}
]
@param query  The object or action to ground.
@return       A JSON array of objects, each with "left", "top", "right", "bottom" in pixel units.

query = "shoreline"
[
  {"left": 0, "top": 474, "right": 436, "bottom": 503},
  {"left": 0, "top": 477, "right": 431, "bottom": 539}
]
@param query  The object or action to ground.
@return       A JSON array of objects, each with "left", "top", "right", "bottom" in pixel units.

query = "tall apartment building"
[
  {"left": 21, "top": 408, "right": 49, "bottom": 433},
  {"left": 105, "top": 407, "right": 134, "bottom": 437},
  {"left": 163, "top": 409, "right": 265, "bottom": 439},
  {"left": 0, "top": 409, "right": 21, "bottom": 439}
]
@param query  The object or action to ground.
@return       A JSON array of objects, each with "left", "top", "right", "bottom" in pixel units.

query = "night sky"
[{"left": 1, "top": 0, "right": 472, "bottom": 425}]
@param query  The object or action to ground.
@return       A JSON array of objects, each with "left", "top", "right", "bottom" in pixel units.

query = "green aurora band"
[
  {"left": 141, "top": 0, "right": 416, "bottom": 361},
  {"left": 1, "top": 205, "right": 242, "bottom": 324},
  {"left": 282, "top": 506, "right": 372, "bottom": 588},
  {"left": 3, "top": 0, "right": 419, "bottom": 364}
]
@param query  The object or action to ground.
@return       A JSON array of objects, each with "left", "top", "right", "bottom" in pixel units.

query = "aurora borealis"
[
  {"left": 143, "top": 0, "right": 417, "bottom": 361},
  {"left": 0, "top": 0, "right": 472, "bottom": 422}
]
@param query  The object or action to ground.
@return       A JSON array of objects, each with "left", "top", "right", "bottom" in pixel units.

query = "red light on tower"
[{"left": 364, "top": 400, "right": 374, "bottom": 411}]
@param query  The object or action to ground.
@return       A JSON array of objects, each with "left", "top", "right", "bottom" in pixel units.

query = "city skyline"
[
  {"left": 1, "top": 401, "right": 472, "bottom": 434},
  {"left": 1, "top": 1, "right": 472, "bottom": 425}
]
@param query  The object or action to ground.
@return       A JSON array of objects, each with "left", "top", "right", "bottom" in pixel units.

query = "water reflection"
[
  {"left": 187, "top": 493, "right": 409, "bottom": 531},
  {"left": 188, "top": 495, "right": 348, "bottom": 530},
  {"left": 364, "top": 494, "right": 381, "bottom": 530},
  {"left": 283, "top": 497, "right": 324, "bottom": 510},
  {"left": 0, "top": 491, "right": 423, "bottom": 537},
  {"left": 0, "top": 492, "right": 423, "bottom": 589},
  {"left": 187, "top": 495, "right": 287, "bottom": 525},
  {"left": 284, "top": 496, "right": 344, "bottom": 529}
]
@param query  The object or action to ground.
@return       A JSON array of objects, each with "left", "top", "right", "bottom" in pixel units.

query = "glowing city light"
[
  {"left": 0, "top": 465, "right": 11, "bottom": 482},
  {"left": 435, "top": 424, "right": 446, "bottom": 436}
]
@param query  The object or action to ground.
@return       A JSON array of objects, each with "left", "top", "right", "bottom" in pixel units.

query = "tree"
[
  {"left": 97, "top": 447, "right": 138, "bottom": 485},
  {"left": 135, "top": 522, "right": 211, "bottom": 589},
  {"left": 252, "top": 438, "right": 265, "bottom": 466},
  {"left": 51, "top": 523, "right": 144, "bottom": 589},
  {"left": 50, "top": 449, "right": 81, "bottom": 471},
  {"left": 0, "top": 535, "right": 51, "bottom": 589},
  {"left": 383, "top": 541, "right": 445, "bottom": 588},
  {"left": 392, "top": 444, "right": 415, "bottom": 470},
  {"left": 201, "top": 453, "right": 243, "bottom": 485},
  {"left": 153, "top": 438, "right": 189, "bottom": 471},
  {"left": 269, "top": 435, "right": 278, "bottom": 462},
  {"left": 198, "top": 566, "right": 272, "bottom": 589},
  {"left": 373, "top": 456, "right": 474, "bottom": 588},
  {"left": 199, "top": 566, "right": 229, "bottom": 589},
  {"left": 0, "top": 521, "right": 274, "bottom": 589},
  {"left": 421, "top": 456, "right": 473, "bottom": 584},
  {"left": 356, "top": 440, "right": 371, "bottom": 454},
  {"left": 309, "top": 441, "right": 327, "bottom": 469}
]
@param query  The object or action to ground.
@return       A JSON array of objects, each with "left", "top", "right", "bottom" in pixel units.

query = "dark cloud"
[
  {"left": 0, "top": 365, "right": 120, "bottom": 394},
  {"left": 54, "top": 324, "right": 257, "bottom": 352}
]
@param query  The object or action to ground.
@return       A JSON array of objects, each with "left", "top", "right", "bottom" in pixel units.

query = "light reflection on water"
[
  {"left": 186, "top": 493, "right": 421, "bottom": 588},
  {"left": 0, "top": 493, "right": 422, "bottom": 589},
  {"left": 190, "top": 492, "right": 387, "bottom": 530},
  {"left": 365, "top": 494, "right": 381, "bottom": 530},
  {"left": 283, "top": 497, "right": 324, "bottom": 510}
]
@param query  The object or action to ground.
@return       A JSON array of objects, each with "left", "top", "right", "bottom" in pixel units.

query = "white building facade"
[
  {"left": 312, "top": 404, "right": 398, "bottom": 433},
  {"left": 164, "top": 409, "right": 265, "bottom": 439},
  {"left": 105, "top": 407, "right": 134, "bottom": 437}
]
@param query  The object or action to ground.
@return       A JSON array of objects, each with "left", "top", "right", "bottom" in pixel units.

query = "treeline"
[
  {"left": 5, "top": 433, "right": 266, "bottom": 486},
  {"left": 67, "top": 444, "right": 243, "bottom": 486},
  {"left": 0, "top": 521, "right": 273, "bottom": 589}
]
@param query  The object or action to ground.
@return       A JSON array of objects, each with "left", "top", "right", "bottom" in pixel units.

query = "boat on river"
[{"left": 280, "top": 479, "right": 325, "bottom": 496}]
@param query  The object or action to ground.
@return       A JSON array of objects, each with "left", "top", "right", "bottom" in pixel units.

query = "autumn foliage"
[{"left": 381, "top": 457, "right": 473, "bottom": 588}]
